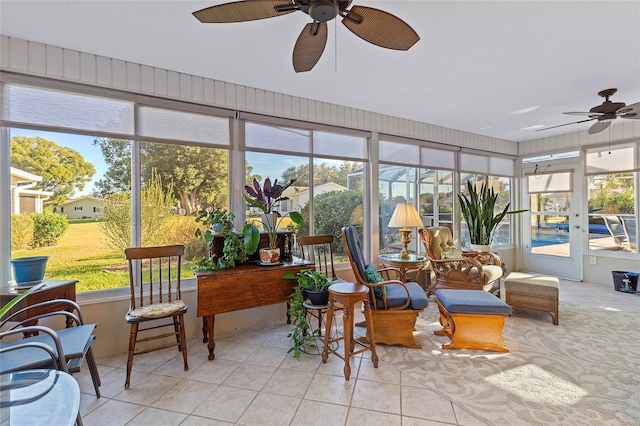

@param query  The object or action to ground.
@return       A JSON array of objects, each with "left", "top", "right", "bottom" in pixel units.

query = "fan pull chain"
[{"left": 334, "top": 18, "right": 338, "bottom": 73}]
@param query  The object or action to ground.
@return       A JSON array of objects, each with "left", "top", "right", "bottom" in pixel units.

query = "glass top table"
[
  {"left": 0, "top": 369, "right": 80, "bottom": 426},
  {"left": 378, "top": 253, "right": 428, "bottom": 282}
]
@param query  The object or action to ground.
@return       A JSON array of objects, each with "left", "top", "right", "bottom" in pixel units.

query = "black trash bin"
[{"left": 612, "top": 271, "right": 638, "bottom": 292}]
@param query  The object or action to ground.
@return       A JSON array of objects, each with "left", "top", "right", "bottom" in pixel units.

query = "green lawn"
[
  {"left": 12, "top": 221, "right": 129, "bottom": 292},
  {"left": 12, "top": 221, "right": 196, "bottom": 293}
]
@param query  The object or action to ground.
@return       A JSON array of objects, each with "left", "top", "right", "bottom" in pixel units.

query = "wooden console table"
[
  {"left": 0, "top": 280, "right": 78, "bottom": 333},
  {"left": 196, "top": 260, "right": 311, "bottom": 360}
]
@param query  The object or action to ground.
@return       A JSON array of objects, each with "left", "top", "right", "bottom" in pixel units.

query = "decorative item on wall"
[
  {"left": 388, "top": 203, "right": 424, "bottom": 259},
  {"left": 192, "top": 0, "right": 420, "bottom": 72}
]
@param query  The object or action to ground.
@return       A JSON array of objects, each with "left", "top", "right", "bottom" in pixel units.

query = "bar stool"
[{"left": 322, "top": 282, "right": 378, "bottom": 380}]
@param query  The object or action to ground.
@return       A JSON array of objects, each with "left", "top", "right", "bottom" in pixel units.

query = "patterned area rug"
[{"left": 374, "top": 299, "right": 640, "bottom": 425}]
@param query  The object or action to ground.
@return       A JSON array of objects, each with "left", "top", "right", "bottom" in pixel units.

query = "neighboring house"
[
  {"left": 10, "top": 167, "right": 54, "bottom": 215},
  {"left": 279, "top": 182, "right": 348, "bottom": 214},
  {"left": 53, "top": 196, "right": 103, "bottom": 220}
]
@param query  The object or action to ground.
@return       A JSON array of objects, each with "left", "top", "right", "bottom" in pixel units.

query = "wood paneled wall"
[{"left": 0, "top": 36, "right": 517, "bottom": 156}]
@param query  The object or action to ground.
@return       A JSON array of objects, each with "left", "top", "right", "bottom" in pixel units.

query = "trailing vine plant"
[{"left": 284, "top": 269, "right": 336, "bottom": 358}]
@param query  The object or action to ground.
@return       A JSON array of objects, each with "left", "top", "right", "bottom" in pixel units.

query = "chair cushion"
[
  {"left": 482, "top": 265, "right": 504, "bottom": 284},
  {"left": 441, "top": 248, "right": 463, "bottom": 259},
  {"left": 0, "top": 324, "right": 96, "bottom": 372},
  {"left": 436, "top": 289, "right": 511, "bottom": 315},
  {"left": 504, "top": 272, "right": 559, "bottom": 297},
  {"left": 343, "top": 226, "right": 367, "bottom": 278},
  {"left": 364, "top": 264, "right": 385, "bottom": 298},
  {"left": 427, "top": 227, "right": 456, "bottom": 259},
  {"left": 377, "top": 282, "right": 428, "bottom": 310},
  {"left": 129, "top": 300, "right": 186, "bottom": 319}
]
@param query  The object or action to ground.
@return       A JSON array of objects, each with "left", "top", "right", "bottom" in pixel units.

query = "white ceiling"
[{"left": 1, "top": 1, "right": 639, "bottom": 142}]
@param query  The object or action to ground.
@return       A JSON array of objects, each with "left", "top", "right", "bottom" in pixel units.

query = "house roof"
[
  {"left": 60, "top": 196, "right": 103, "bottom": 205},
  {"left": 0, "top": 1, "right": 638, "bottom": 143},
  {"left": 10, "top": 167, "right": 43, "bottom": 183}
]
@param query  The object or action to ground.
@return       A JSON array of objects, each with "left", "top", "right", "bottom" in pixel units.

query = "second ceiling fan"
[
  {"left": 537, "top": 88, "right": 640, "bottom": 135},
  {"left": 193, "top": 0, "right": 420, "bottom": 72}
]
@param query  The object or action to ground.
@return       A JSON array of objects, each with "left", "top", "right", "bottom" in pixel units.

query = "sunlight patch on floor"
[{"left": 485, "top": 364, "right": 587, "bottom": 405}]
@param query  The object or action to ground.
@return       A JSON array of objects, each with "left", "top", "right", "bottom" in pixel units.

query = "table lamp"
[{"left": 388, "top": 203, "right": 424, "bottom": 259}]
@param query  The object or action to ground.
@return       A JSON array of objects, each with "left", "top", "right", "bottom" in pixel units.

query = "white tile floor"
[{"left": 75, "top": 279, "right": 640, "bottom": 425}]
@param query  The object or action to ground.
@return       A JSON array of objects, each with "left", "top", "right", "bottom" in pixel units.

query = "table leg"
[
  {"left": 65, "top": 308, "right": 74, "bottom": 328},
  {"left": 203, "top": 315, "right": 216, "bottom": 360},
  {"left": 202, "top": 317, "right": 208, "bottom": 343}
]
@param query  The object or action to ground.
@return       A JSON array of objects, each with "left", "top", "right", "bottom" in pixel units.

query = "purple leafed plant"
[{"left": 243, "top": 177, "right": 297, "bottom": 215}]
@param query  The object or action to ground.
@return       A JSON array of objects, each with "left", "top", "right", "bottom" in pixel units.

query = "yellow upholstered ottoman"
[{"left": 504, "top": 272, "right": 559, "bottom": 325}]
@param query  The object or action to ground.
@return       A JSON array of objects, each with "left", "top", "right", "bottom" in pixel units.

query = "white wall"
[{"left": 76, "top": 283, "right": 291, "bottom": 357}]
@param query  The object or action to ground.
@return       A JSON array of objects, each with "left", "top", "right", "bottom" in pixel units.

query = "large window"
[
  {"left": 585, "top": 145, "right": 638, "bottom": 253},
  {"left": 458, "top": 150, "right": 515, "bottom": 249},
  {"left": 419, "top": 169, "right": 454, "bottom": 227},
  {"left": 587, "top": 173, "right": 637, "bottom": 253},
  {"left": 243, "top": 122, "right": 367, "bottom": 261},
  {"left": 458, "top": 174, "right": 514, "bottom": 248},
  {"left": 378, "top": 165, "right": 418, "bottom": 254},
  {"left": 4, "top": 81, "right": 232, "bottom": 291},
  {"left": 10, "top": 129, "right": 131, "bottom": 291}
]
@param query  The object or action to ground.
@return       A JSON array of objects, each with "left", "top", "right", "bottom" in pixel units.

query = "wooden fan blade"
[
  {"left": 341, "top": 6, "right": 419, "bottom": 50},
  {"left": 618, "top": 102, "right": 640, "bottom": 118},
  {"left": 564, "top": 111, "right": 604, "bottom": 117},
  {"left": 589, "top": 121, "right": 611, "bottom": 135},
  {"left": 193, "top": 0, "right": 295, "bottom": 23},
  {"left": 534, "top": 118, "right": 596, "bottom": 132},
  {"left": 293, "top": 22, "right": 327, "bottom": 73}
]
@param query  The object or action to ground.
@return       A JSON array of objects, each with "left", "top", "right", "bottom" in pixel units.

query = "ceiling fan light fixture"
[{"left": 309, "top": 0, "right": 339, "bottom": 22}]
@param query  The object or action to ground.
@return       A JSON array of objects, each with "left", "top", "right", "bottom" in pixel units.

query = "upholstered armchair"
[
  {"left": 342, "top": 225, "right": 428, "bottom": 349},
  {"left": 419, "top": 226, "right": 503, "bottom": 295}
]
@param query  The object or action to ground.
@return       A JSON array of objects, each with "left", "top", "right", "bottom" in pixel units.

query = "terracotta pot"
[{"left": 259, "top": 248, "right": 280, "bottom": 264}]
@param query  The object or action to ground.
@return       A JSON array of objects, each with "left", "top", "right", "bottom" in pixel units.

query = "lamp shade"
[{"left": 388, "top": 203, "right": 423, "bottom": 228}]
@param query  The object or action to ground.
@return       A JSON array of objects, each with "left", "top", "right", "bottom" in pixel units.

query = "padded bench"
[
  {"left": 504, "top": 272, "right": 559, "bottom": 325},
  {"left": 434, "top": 289, "right": 512, "bottom": 353}
]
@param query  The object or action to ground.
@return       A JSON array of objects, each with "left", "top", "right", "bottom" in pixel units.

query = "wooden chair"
[
  {"left": 342, "top": 225, "right": 428, "bottom": 349},
  {"left": 124, "top": 245, "right": 188, "bottom": 389},
  {"left": 419, "top": 226, "right": 503, "bottom": 295},
  {"left": 0, "top": 299, "right": 102, "bottom": 399},
  {"left": 298, "top": 235, "right": 338, "bottom": 278}
]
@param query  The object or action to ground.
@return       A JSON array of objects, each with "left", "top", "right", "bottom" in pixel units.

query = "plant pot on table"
[{"left": 259, "top": 248, "right": 280, "bottom": 264}]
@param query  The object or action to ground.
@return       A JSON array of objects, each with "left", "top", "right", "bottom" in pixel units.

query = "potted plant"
[
  {"left": 192, "top": 208, "right": 260, "bottom": 271},
  {"left": 284, "top": 268, "right": 337, "bottom": 358},
  {"left": 243, "top": 177, "right": 303, "bottom": 263},
  {"left": 458, "top": 180, "right": 527, "bottom": 251}
]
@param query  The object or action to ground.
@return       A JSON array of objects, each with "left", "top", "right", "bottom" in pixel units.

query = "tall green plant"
[{"left": 458, "top": 180, "right": 526, "bottom": 245}]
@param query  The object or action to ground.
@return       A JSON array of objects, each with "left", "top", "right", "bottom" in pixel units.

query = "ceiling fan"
[
  {"left": 536, "top": 88, "right": 640, "bottom": 135},
  {"left": 192, "top": 0, "right": 420, "bottom": 72}
]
